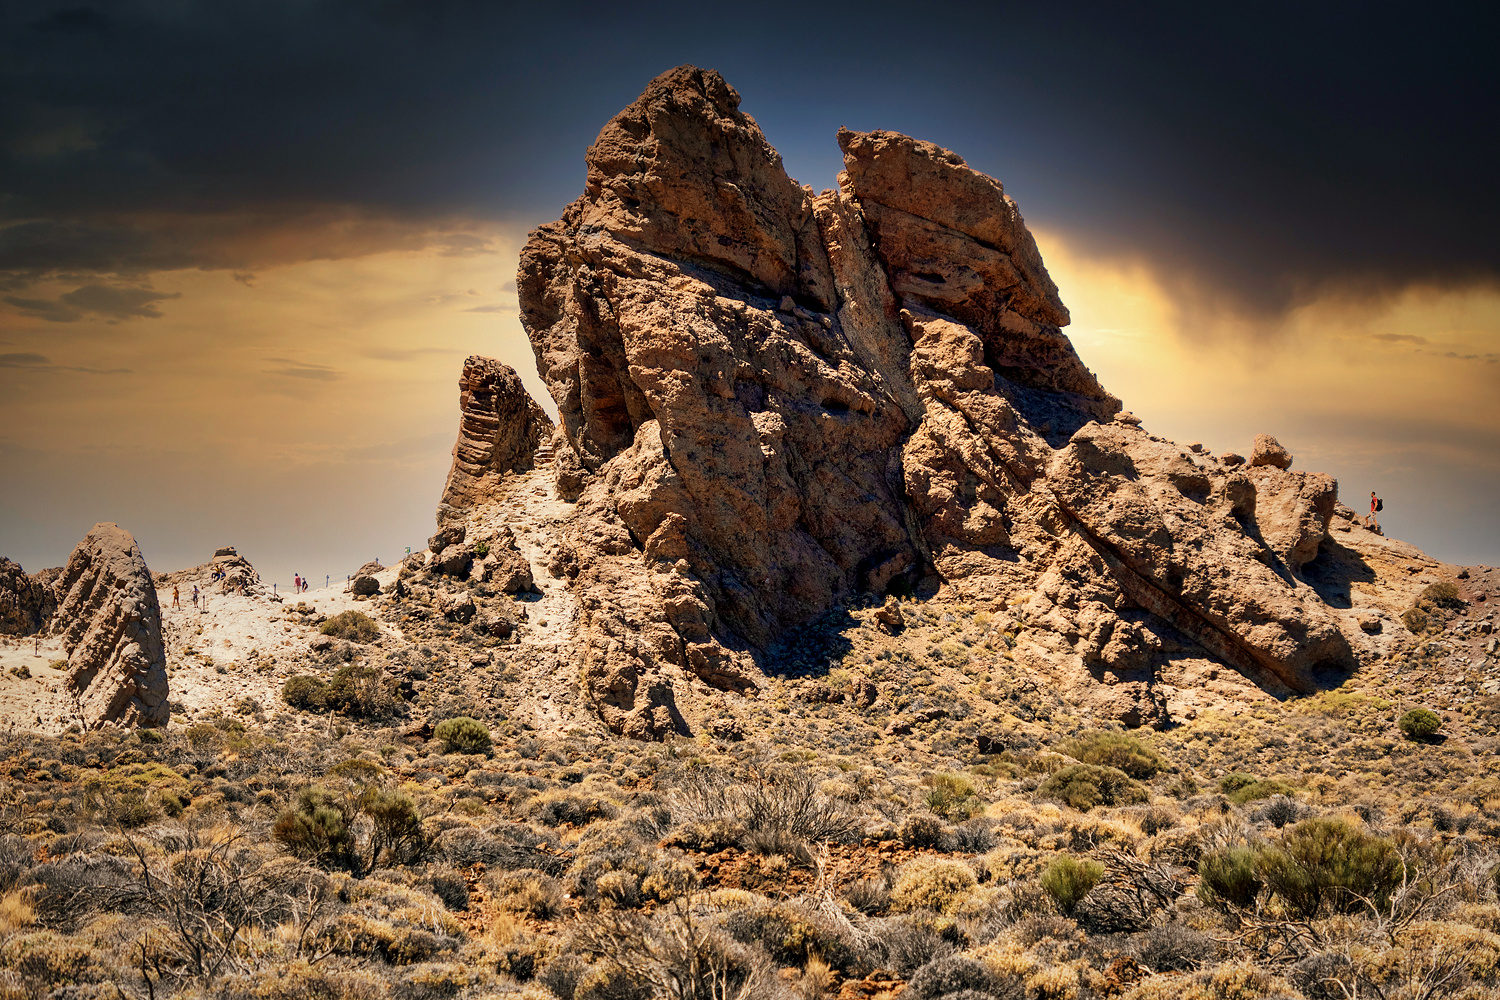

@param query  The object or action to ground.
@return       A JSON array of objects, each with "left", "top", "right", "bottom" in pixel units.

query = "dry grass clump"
[
  {"left": 320, "top": 610, "right": 382, "bottom": 643},
  {"left": 1037, "top": 764, "right": 1147, "bottom": 812}
]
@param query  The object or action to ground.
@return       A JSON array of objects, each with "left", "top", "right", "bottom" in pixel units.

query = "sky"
[{"left": 1, "top": 0, "right": 1497, "bottom": 588}]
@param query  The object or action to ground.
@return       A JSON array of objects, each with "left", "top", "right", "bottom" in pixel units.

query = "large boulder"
[
  {"left": 50, "top": 523, "right": 169, "bottom": 729},
  {"left": 509, "top": 65, "right": 1360, "bottom": 737}
]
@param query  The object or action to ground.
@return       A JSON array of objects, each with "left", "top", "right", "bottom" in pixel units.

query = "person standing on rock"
[
  {"left": 1369, "top": 491, "right": 1381, "bottom": 525},
  {"left": 172, "top": 584, "right": 180, "bottom": 608},
  {"left": 192, "top": 584, "right": 199, "bottom": 608}
]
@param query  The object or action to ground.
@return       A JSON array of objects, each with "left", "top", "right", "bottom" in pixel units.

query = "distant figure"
[
  {"left": 1369, "top": 491, "right": 1383, "bottom": 525},
  {"left": 294, "top": 573, "right": 301, "bottom": 593},
  {"left": 192, "top": 584, "right": 199, "bottom": 608},
  {"left": 172, "top": 585, "right": 180, "bottom": 608}
]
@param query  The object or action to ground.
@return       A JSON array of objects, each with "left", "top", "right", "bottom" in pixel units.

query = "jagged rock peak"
[
  {"left": 514, "top": 65, "right": 1361, "bottom": 739},
  {"left": 0, "top": 558, "right": 58, "bottom": 636},
  {"left": 51, "top": 523, "right": 168, "bottom": 729},
  {"left": 439, "top": 356, "right": 555, "bottom": 520}
]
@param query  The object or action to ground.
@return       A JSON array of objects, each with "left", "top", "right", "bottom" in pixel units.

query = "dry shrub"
[
  {"left": 1036, "top": 765, "right": 1147, "bottom": 812},
  {"left": 489, "top": 870, "right": 565, "bottom": 920},
  {"left": 1039, "top": 855, "right": 1102, "bottom": 916},
  {"left": 1058, "top": 731, "right": 1163, "bottom": 779},
  {"left": 890, "top": 859, "right": 978, "bottom": 915},
  {"left": 213, "top": 959, "right": 389, "bottom": 1000},
  {"left": 320, "top": 611, "right": 381, "bottom": 643}
]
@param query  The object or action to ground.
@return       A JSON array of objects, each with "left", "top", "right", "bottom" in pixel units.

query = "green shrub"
[
  {"left": 1197, "top": 845, "right": 1263, "bottom": 910},
  {"left": 1257, "top": 817, "right": 1404, "bottom": 918},
  {"left": 1060, "top": 731, "right": 1164, "bottom": 778},
  {"left": 435, "top": 716, "right": 491, "bottom": 754},
  {"left": 1227, "top": 779, "right": 1294, "bottom": 806},
  {"left": 1418, "top": 580, "right": 1462, "bottom": 609},
  {"left": 923, "top": 773, "right": 983, "bottom": 820},
  {"left": 1401, "top": 607, "right": 1430, "bottom": 633},
  {"left": 320, "top": 610, "right": 381, "bottom": 643},
  {"left": 1040, "top": 855, "right": 1104, "bottom": 915},
  {"left": 1037, "top": 764, "right": 1148, "bottom": 812},
  {"left": 273, "top": 786, "right": 354, "bottom": 868},
  {"left": 1398, "top": 708, "right": 1442, "bottom": 741},
  {"left": 282, "top": 674, "right": 329, "bottom": 710}
]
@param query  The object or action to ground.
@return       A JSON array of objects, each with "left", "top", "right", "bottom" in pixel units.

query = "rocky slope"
[
  {"left": 440, "top": 64, "right": 1409, "bottom": 739},
  {"left": 50, "top": 523, "right": 170, "bottom": 728}
]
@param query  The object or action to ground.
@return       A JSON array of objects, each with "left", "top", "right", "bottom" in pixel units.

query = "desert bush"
[
  {"left": 214, "top": 960, "right": 389, "bottom": 1000},
  {"left": 273, "top": 783, "right": 425, "bottom": 874},
  {"left": 529, "top": 788, "right": 619, "bottom": 827},
  {"left": 426, "top": 868, "right": 470, "bottom": 911},
  {"left": 1257, "top": 817, "right": 1404, "bottom": 918},
  {"left": 952, "top": 818, "right": 998, "bottom": 853},
  {"left": 324, "top": 664, "right": 399, "bottom": 718},
  {"left": 1250, "top": 795, "right": 1309, "bottom": 829},
  {"left": 867, "top": 916, "right": 954, "bottom": 975},
  {"left": 320, "top": 610, "right": 381, "bottom": 642},
  {"left": 924, "top": 773, "right": 984, "bottom": 820},
  {"left": 671, "top": 761, "right": 857, "bottom": 844},
  {"left": 0, "top": 930, "right": 111, "bottom": 994},
  {"left": 901, "top": 812, "right": 949, "bottom": 849},
  {"left": 905, "top": 954, "right": 1020, "bottom": 1000},
  {"left": 1040, "top": 855, "right": 1103, "bottom": 915},
  {"left": 1419, "top": 580, "right": 1463, "bottom": 608},
  {"left": 1197, "top": 845, "right": 1263, "bottom": 910},
  {"left": 720, "top": 898, "right": 863, "bottom": 970},
  {"left": 890, "top": 859, "right": 977, "bottom": 915},
  {"left": 1059, "top": 731, "right": 1163, "bottom": 779},
  {"left": 1398, "top": 707, "right": 1442, "bottom": 741},
  {"left": 1401, "top": 606, "right": 1430, "bottom": 633},
  {"left": 846, "top": 878, "right": 891, "bottom": 915},
  {"left": 490, "top": 870, "right": 566, "bottom": 919},
  {"left": 1289, "top": 952, "right": 1358, "bottom": 1000},
  {"left": 435, "top": 716, "right": 491, "bottom": 753},
  {"left": 1127, "top": 923, "right": 1216, "bottom": 971},
  {"left": 281, "top": 675, "right": 329, "bottom": 711},
  {"left": 539, "top": 953, "right": 591, "bottom": 1000},
  {"left": 1037, "top": 764, "right": 1147, "bottom": 812}
]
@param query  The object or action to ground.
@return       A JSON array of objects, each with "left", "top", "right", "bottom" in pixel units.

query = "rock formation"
[
  {"left": 493, "top": 65, "right": 1367, "bottom": 737},
  {"left": 438, "top": 355, "right": 555, "bottom": 520},
  {"left": 50, "top": 523, "right": 169, "bottom": 728},
  {"left": 0, "top": 558, "right": 58, "bottom": 636}
]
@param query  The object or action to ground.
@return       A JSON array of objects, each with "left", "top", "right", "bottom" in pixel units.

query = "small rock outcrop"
[
  {"left": 0, "top": 558, "right": 58, "bottom": 636},
  {"left": 50, "top": 523, "right": 168, "bottom": 729},
  {"left": 438, "top": 356, "right": 555, "bottom": 520},
  {"left": 1251, "top": 433, "right": 1294, "bottom": 470},
  {"left": 503, "top": 65, "right": 1364, "bottom": 737}
]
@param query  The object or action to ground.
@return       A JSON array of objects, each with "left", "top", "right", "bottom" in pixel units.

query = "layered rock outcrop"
[
  {"left": 439, "top": 356, "right": 554, "bottom": 520},
  {"left": 51, "top": 523, "right": 169, "bottom": 728},
  {"left": 509, "top": 65, "right": 1361, "bottom": 737}
]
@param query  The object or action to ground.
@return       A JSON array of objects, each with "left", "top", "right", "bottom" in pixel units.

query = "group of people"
[
  {"left": 169, "top": 583, "right": 202, "bottom": 610},
  {"left": 293, "top": 573, "right": 310, "bottom": 593}
]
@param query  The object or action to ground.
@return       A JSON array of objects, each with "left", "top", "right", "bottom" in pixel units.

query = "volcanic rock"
[
  {"left": 50, "top": 523, "right": 168, "bottom": 729},
  {"left": 1250, "top": 433, "right": 1293, "bottom": 470},
  {"left": 0, "top": 558, "right": 58, "bottom": 636},
  {"left": 505, "top": 65, "right": 1365, "bottom": 737},
  {"left": 438, "top": 356, "right": 555, "bottom": 521},
  {"left": 351, "top": 575, "right": 381, "bottom": 597}
]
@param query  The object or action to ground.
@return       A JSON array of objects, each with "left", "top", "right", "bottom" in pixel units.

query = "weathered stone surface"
[
  {"left": 0, "top": 558, "right": 58, "bottom": 636},
  {"left": 471, "top": 527, "right": 534, "bottom": 593},
  {"left": 1251, "top": 433, "right": 1293, "bottom": 470},
  {"left": 505, "top": 65, "right": 1365, "bottom": 737},
  {"left": 439, "top": 356, "right": 554, "bottom": 520},
  {"left": 351, "top": 575, "right": 380, "bottom": 597},
  {"left": 50, "top": 524, "right": 168, "bottom": 728}
]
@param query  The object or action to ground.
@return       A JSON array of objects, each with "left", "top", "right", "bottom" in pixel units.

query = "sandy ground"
[
  {"left": 156, "top": 567, "right": 403, "bottom": 724},
  {"left": 454, "top": 462, "right": 589, "bottom": 734},
  {"left": 0, "top": 633, "right": 76, "bottom": 732}
]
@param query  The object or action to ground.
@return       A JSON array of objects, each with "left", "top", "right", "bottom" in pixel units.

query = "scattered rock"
[
  {"left": 874, "top": 597, "right": 905, "bottom": 632},
  {"left": 350, "top": 575, "right": 380, "bottom": 597},
  {"left": 1250, "top": 433, "right": 1293, "bottom": 470},
  {"left": 1220, "top": 452, "right": 1245, "bottom": 467},
  {"left": 1358, "top": 615, "right": 1384, "bottom": 634},
  {"left": 355, "top": 560, "right": 385, "bottom": 577},
  {"left": 50, "top": 523, "right": 169, "bottom": 729}
]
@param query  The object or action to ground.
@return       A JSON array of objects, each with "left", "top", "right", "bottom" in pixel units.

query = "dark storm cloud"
[
  {"left": 2, "top": 281, "right": 179, "bottom": 321},
  {"left": 1, "top": 0, "right": 1495, "bottom": 318}
]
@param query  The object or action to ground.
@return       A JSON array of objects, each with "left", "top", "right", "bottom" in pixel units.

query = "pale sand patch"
[{"left": 0, "top": 634, "right": 77, "bottom": 733}]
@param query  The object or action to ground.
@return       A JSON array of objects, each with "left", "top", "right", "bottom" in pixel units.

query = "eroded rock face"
[
  {"left": 51, "top": 523, "right": 169, "bottom": 729},
  {"left": 0, "top": 558, "right": 58, "bottom": 636},
  {"left": 439, "top": 356, "right": 555, "bottom": 520},
  {"left": 514, "top": 65, "right": 1360, "bottom": 737}
]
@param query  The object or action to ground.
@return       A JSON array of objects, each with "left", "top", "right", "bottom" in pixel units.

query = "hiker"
[
  {"left": 172, "top": 584, "right": 180, "bottom": 608},
  {"left": 294, "top": 573, "right": 301, "bottom": 593},
  {"left": 192, "top": 584, "right": 199, "bottom": 608},
  {"left": 1369, "top": 491, "right": 1383, "bottom": 525}
]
